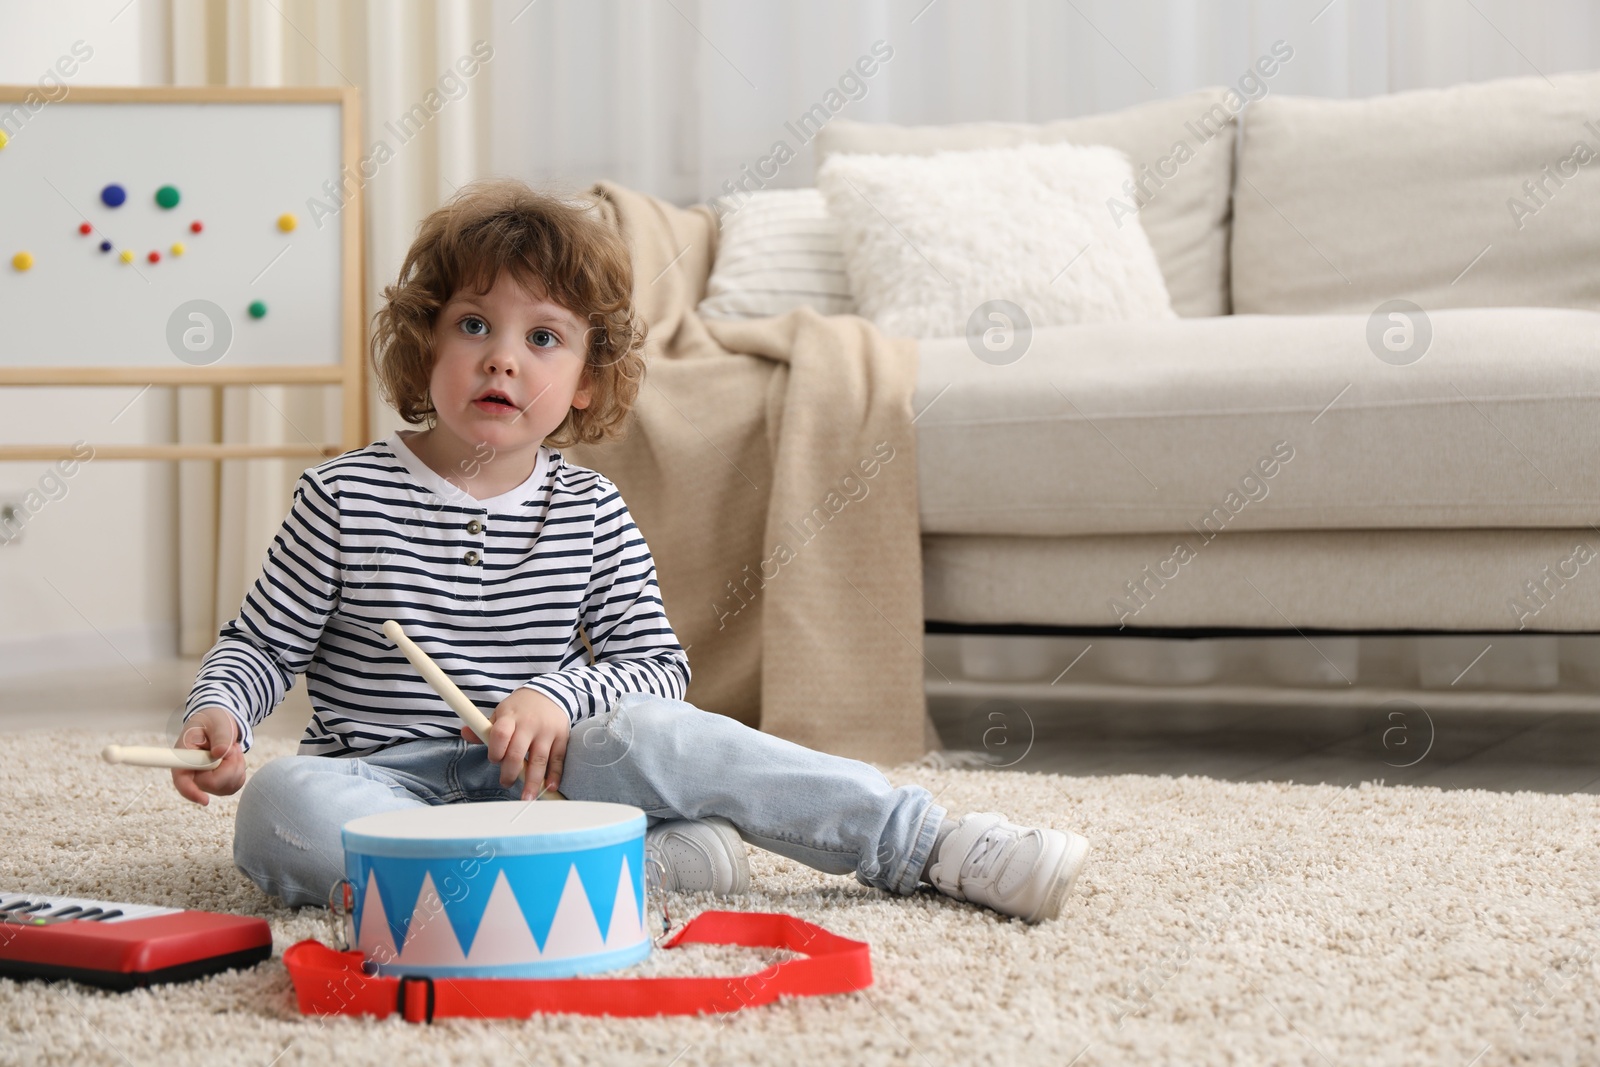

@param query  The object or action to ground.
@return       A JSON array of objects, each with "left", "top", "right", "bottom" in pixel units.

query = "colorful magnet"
[
  {"left": 99, "top": 240, "right": 112, "bottom": 252},
  {"left": 119, "top": 249, "right": 134, "bottom": 263},
  {"left": 155, "top": 185, "right": 180, "bottom": 209},
  {"left": 190, "top": 220, "right": 203, "bottom": 234},
  {"left": 276, "top": 213, "right": 297, "bottom": 233},
  {"left": 248, "top": 300, "right": 267, "bottom": 319},
  {"left": 0, "top": 130, "right": 8, "bottom": 149},
  {"left": 12, "top": 251, "right": 34, "bottom": 271},
  {"left": 147, "top": 251, "right": 161, "bottom": 264},
  {"left": 101, "top": 183, "right": 127, "bottom": 208},
  {"left": 171, "top": 242, "right": 185, "bottom": 256},
  {"left": 78, "top": 222, "right": 92, "bottom": 235}
]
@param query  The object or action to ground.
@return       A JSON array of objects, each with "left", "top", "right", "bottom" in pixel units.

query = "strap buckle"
[
  {"left": 642, "top": 854, "right": 678, "bottom": 947},
  {"left": 326, "top": 878, "right": 354, "bottom": 952},
  {"left": 396, "top": 975, "right": 436, "bottom": 1024}
]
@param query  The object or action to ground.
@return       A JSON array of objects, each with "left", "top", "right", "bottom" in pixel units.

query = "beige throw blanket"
[{"left": 565, "top": 182, "right": 928, "bottom": 766}]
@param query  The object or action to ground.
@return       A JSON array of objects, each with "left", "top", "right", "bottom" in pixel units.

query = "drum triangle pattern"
[{"left": 351, "top": 842, "right": 646, "bottom": 967}]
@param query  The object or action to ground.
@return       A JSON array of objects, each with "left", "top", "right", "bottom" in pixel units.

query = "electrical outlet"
[{"left": 0, "top": 499, "right": 24, "bottom": 546}]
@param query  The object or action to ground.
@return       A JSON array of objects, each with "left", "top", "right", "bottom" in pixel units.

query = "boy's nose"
[{"left": 482, "top": 346, "right": 517, "bottom": 375}]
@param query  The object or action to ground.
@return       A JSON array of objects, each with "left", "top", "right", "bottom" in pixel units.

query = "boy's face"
[{"left": 427, "top": 270, "right": 593, "bottom": 457}]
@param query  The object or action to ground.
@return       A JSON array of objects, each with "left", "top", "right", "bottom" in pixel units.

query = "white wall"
[{"left": 0, "top": 1, "right": 178, "bottom": 675}]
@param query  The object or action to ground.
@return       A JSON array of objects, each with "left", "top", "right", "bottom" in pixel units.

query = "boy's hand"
[
  {"left": 171, "top": 707, "right": 247, "bottom": 806},
  {"left": 461, "top": 689, "right": 571, "bottom": 800}
]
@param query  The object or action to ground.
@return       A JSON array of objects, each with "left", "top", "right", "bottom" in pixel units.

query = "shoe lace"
[{"left": 966, "top": 828, "right": 1015, "bottom": 882}]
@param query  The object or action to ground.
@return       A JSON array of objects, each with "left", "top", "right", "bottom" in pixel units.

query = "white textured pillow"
[
  {"left": 816, "top": 141, "right": 1175, "bottom": 338},
  {"left": 698, "top": 189, "right": 856, "bottom": 320}
]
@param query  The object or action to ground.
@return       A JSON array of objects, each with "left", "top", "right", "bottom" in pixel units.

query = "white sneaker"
[
  {"left": 644, "top": 816, "right": 751, "bottom": 895},
  {"left": 926, "top": 812, "right": 1090, "bottom": 923}
]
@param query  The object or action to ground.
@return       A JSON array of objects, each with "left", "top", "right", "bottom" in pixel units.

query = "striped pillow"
[{"left": 698, "top": 189, "right": 857, "bottom": 320}]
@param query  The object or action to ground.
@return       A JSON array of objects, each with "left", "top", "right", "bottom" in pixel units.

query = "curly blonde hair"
[{"left": 370, "top": 179, "right": 646, "bottom": 447}]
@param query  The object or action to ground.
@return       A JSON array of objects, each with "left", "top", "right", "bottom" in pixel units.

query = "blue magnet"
[{"left": 101, "top": 183, "right": 127, "bottom": 208}]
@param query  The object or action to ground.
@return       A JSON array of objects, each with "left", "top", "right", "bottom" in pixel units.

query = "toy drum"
[{"left": 342, "top": 800, "right": 650, "bottom": 978}]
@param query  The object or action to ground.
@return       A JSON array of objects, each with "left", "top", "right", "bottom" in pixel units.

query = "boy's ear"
[{"left": 572, "top": 366, "right": 594, "bottom": 410}]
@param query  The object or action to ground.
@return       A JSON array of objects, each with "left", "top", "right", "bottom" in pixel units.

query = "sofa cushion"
[
  {"left": 1232, "top": 71, "right": 1600, "bottom": 314},
  {"left": 814, "top": 88, "right": 1237, "bottom": 318},
  {"left": 816, "top": 141, "right": 1175, "bottom": 339},
  {"left": 698, "top": 189, "right": 857, "bottom": 320},
  {"left": 913, "top": 307, "right": 1600, "bottom": 537}
]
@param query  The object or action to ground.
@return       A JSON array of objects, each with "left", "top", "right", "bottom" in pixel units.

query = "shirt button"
[
  {"left": 463, "top": 550, "right": 480, "bottom": 566},
  {"left": 467, "top": 520, "right": 483, "bottom": 534}
]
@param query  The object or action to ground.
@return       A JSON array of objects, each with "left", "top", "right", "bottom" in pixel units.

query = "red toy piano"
[{"left": 0, "top": 891, "right": 273, "bottom": 990}]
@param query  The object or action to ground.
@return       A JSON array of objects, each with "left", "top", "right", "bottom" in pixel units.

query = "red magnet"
[
  {"left": 78, "top": 222, "right": 92, "bottom": 235},
  {"left": 147, "top": 250, "right": 161, "bottom": 264},
  {"left": 189, "top": 221, "right": 204, "bottom": 234}
]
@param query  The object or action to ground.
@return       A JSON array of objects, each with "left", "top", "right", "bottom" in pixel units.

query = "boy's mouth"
[{"left": 474, "top": 389, "right": 516, "bottom": 410}]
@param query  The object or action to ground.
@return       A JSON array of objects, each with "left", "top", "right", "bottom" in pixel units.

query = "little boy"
[{"left": 172, "top": 179, "right": 1091, "bottom": 924}]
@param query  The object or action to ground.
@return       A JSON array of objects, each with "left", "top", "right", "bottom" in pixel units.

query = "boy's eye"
[
  {"left": 459, "top": 316, "right": 488, "bottom": 336},
  {"left": 529, "top": 327, "right": 560, "bottom": 348}
]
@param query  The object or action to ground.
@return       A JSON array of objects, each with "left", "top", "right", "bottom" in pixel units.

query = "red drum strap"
[{"left": 283, "top": 910, "right": 872, "bottom": 1022}]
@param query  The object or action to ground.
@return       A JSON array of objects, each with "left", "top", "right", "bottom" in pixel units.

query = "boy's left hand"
[{"left": 462, "top": 688, "right": 571, "bottom": 800}]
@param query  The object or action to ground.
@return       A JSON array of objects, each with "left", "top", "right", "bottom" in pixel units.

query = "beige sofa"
[{"left": 815, "top": 72, "right": 1600, "bottom": 637}]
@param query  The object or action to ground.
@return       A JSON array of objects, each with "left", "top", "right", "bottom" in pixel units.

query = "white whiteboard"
[{"left": 0, "top": 99, "right": 344, "bottom": 368}]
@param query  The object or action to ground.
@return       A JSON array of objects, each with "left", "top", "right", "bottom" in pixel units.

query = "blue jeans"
[{"left": 232, "top": 692, "right": 946, "bottom": 908}]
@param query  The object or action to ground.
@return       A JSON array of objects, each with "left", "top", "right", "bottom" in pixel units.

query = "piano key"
[{"left": 0, "top": 892, "right": 181, "bottom": 924}]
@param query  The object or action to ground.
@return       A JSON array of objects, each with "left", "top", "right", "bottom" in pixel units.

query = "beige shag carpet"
[{"left": 3, "top": 729, "right": 1599, "bottom": 1066}]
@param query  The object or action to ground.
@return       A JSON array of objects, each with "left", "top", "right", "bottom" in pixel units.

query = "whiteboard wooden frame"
[{"left": 0, "top": 86, "right": 366, "bottom": 461}]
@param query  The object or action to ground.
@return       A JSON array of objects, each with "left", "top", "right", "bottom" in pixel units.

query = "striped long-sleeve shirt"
[{"left": 184, "top": 431, "right": 691, "bottom": 756}]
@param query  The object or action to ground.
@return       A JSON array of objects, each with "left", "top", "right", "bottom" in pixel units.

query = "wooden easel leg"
[
  {"left": 210, "top": 384, "right": 222, "bottom": 581},
  {"left": 342, "top": 359, "right": 367, "bottom": 455}
]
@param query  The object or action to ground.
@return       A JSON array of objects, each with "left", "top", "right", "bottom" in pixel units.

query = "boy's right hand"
[{"left": 171, "top": 707, "right": 247, "bottom": 806}]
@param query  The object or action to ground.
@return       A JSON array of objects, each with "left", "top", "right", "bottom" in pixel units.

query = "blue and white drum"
[{"left": 342, "top": 800, "right": 650, "bottom": 978}]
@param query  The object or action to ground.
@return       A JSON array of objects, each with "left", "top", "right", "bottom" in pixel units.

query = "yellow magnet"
[
  {"left": 11, "top": 250, "right": 33, "bottom": 271},
  {"left": 276, "top": 213, "right": 297, "bottom": 233}
]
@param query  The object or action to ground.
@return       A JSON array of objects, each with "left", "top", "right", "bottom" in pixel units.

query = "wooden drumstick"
[
  {"left": 382, "top": 619, "right": 496, "bottom": 739},
  {"left": 102, "top": 744, "right": 223, "bottom": 771},
  {"left": 382, "top": 619, "right": 564, "bottom": 800}
]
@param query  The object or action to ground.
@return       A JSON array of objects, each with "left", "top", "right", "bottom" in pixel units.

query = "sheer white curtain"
[
  {"left": 160, "top": 0, "right": 500, "bottom": 652},
  {"left": 154, "top": 0, "right": 1600, "bottom": 683},
  {"left": 486, "top": 0, "right": 1600, "bottom": 202}
]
